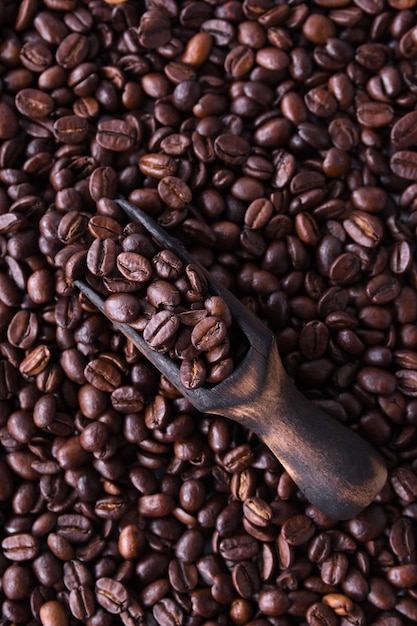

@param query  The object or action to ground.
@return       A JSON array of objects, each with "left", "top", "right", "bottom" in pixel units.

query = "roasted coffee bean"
[
  {"left": 95, "top": 577, "right": 129, "bottom": 614},
  {"left": 307, "top": 601, "right": 338, "bottom": 626},
  {"left": 86, "top": 238, "right": 117, "bottom": 277},
  {"left": 15, "top": 89, "right": 54, "bottom": 119},
  {"left": 2, "top": 534, "right": 39, "bottom": 561},
  {"left": 191, "top": 317, "right": 227, "bottom": 352},
  {"left": 96, "top": 120, "right": 136, "bottom": 152},
  {"left": 281, "top": 515, "right": 316, "bottom": 546},
  {"left": 139, "top": 153, "right": 177, "bottom": 179},
  {"left": 391, "top": 111, "right": 417, "bottom": 149},
  {"left": 53, "top": 115, "right": 89, "bottom": 145},
  {"left": 104, "top": 294, "right": 141, "bottom": 324},
  {"left": 157, "top": 176, "right": 192, "bottom": 211},
  {"left": 143, "top": 311, "right": 179, "bottom": 352},
  {"left": 56, "top": 33, "right": 89, "bottom": 69},
  {"left": 219, "top": 534, "right": 259, "bottom": 561},
  {"left": 84, "top": 358, "right": 122, "bottom": 392},
  {"left": 39, "top": 600, "right": 69, "bottom": 626},
  {"left": 391, "top": 150, "right": 417, "bottom": 180},
  {"left": 356, "top": 101, "right": 394, "bottom": 128},
  {"left": 117, "top": 252, "right": 152, "bottom": 283}
]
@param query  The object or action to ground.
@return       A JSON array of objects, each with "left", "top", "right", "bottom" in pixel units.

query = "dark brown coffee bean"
[
  {"left": 366, "top": 274, "right": 401, "bottom": 304},
  {"left": 111, "top": 385, "right": 144, "bottom": 413},
  {"left": 281, "top": 514, "right": 315, "bottom": 546},
  {"left": 2, "top": 533, "right": 39, "bottom": 561},
  {"left": 54, "top": 115, "right": 89, "bottom": 145},
  {"left": 138, "top": 10, "right": 171, "bottom": 49},
  {"left": 116, "top": 252, "right": 152, "bottom": 283},
  {"left": 391, "top": 110, "right": 417, "bottom": 149},
  {"left": 191, "top": 316, "right": 227, "bottom": 352},
  {"left": 139, "top": 153, "right": 177, "bottom": 179},
  {"left": 95, "top": 577, "right": 129, "bottom": 614},
  {"left": 56, "top": 33, "right": 89, "bottom": 69},
  {"left": 19, "top": 344, "right": 50, "bottom": 377},
  {"left": 305, "top": 87, "right": 338, "bottom": 118},
  {"left": 89, "top": 166, "right": 118, "bottom": 201},
  {"left": 168, "top": 559, "right": 198, "bottom": 595},
  {"left": 396, "top": 369, "right": 417, "bottom": 396},
  {"left": 157, "top": 176, "right": 192, "bottom": 211},
  {"left": 356, "top": 101, "right": 394, "bottom": 128},
  {"left": 258, "top": 589, "right": 291, "bottom": 616},
  {"left": 343, "top": 211, "right": 383, "bottom": 248},
  {"left": 153, "top": 597, "right": 184, "bottom": 626},
  {"left": 15, "top": 89, "right": 54, "bottom": 119},
  {"left": 243, "top": 497, "right": 272, "bottom": 527},
  {"left": 214, "top": 134, "right": 251, "bottom": 166},
  {"left": 321, "top": 553, "right": 349, "bottom": 585},
  {"left": 84, "top": 357, "right": 123, "bottom": 393},
  {"left": 307, "top": 602, "right": 338, "bottom": 626},
  {"left": 179, "top": 357, "right": 206, "bottom": 390},
  {"left": 7, "top": 310, "right": 38, "bottom": 349},
  {"left": 96, "top": 120, "right": 136, "bottom": 152},
  {"left": 138, "top": 494, "right": 175, "bottom": 517},
  {"left": 391, "top": 150, "right": 417, "bottom": 180},
  {"left": 231, "top": 561, "right": 259, "bottom": 599},
  {"left": 219, "top": 534, "right": 259, "bottom": 561},
  {"left": 86, "top": 238, "right": 117, "bottom": 277},
  {"left": 299, "top": 321, "right": 329, "bottom": 359},
  {"left": 104, "top": 294, "right": 141, "bottom": 324},
  {"left": 39, "top": 600, "right": 69, "bottom": 626},
  {"left": 88, "top": 216, "right": 123, "bottom": 241},
  {"left": 143, "top": 311, "right": 179, "bottom": 352}
]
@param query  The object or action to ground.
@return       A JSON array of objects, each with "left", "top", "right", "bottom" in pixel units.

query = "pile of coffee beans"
[
  {"left": 80, "top": 220, "right": 237, "bottom": 389},
  {"left": 2, "top": 0, "right": 417, "bottom": 625}
]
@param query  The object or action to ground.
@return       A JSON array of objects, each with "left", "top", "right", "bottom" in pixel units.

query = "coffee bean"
[
  {"left": 2, "top": 533, "right": 39, "bottom": 561},
  {"left": 86, "top": 238, "right": 117, "bottom": 277},
  {"left": 214, "top": 134, "right": 251, "bottom": 166},
  {"left": 343, "top": 211, "right": 383, "bottom": 248},
  {"left": 15, "top": 89, "right": 54, "bottom": 119},
  {"left": 143, "top": 310, "right": 179, "bottom": 352},
  {"left": 219, "top": 534, "right": 259, "bottom": 561},
  {"left": 391, "top": 150, "right": 417, "bottom": 180},
  {"left": 179, "top": 357, "right": 206, "bottom": 389},
  {"left": 139, "top": 153, "right": 177, "bottom": 179},
  {"left": 191, "top": 316, "right": 227, "bottom": 352},
  {"left": 281, "top": 515, "right": 315, "bottom": 546},
  {"left": 88, "top": 216, "right": 123, "bottom": 240},
  {"left": 56, "top": 33, "right": 89, "bottom": 69},
  {"left": 96, "top": 120, "right": 136, "bottom": 152},
  {"left": 54, "top": 115, "right": 89, "bottom": 145},
  {"left": 84, "top": 357, "right": 122, "bottom": 392},
  {"left": 89, "top": 166, "right": 118, "bottom": 201},
  {"left": 104, "top": 294, "right": 141, "bottom": 324},
  {"left": 138, "top": 494, "right": 175, "bottom": 517},
  {"left": 391, "top": 110, "right": 417, "bottom": 149},
  {"left": 307, "top": 601, "right": 338, "bottom": 626},
  {"left": 39, "top": 600, "right": 69, "bottom": 626},
  {"left": 356, "top": 101, "right": 394, "bottom": 128},
  {"left": 258, "top": 589, "right": 292, "bottom": 616},
  {"left": 138, "top": 10, "right": 171, "bottom": 49},
  {"left": 95, "top": 577, "right": 129, "bottom": 614}
]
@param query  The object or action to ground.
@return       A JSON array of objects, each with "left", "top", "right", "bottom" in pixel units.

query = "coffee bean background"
[{"left": 2, "top": 0, "right": 417, "bottom": 624}]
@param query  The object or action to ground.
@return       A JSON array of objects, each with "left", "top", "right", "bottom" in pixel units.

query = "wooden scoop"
[{"left": 75, "top": 198, "right": 387, "bottom": 520}]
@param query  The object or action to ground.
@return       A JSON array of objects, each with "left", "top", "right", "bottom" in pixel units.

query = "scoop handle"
[
  {"left": 218, "top": 347, "right": 387, "bottom": 520},
  {"left": 264, "top": 381, "right": 387, "bottom": 519}
]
